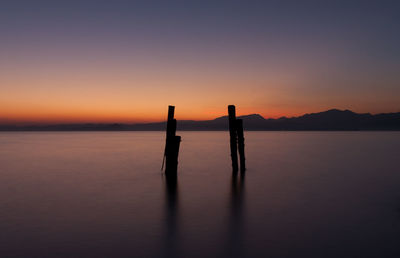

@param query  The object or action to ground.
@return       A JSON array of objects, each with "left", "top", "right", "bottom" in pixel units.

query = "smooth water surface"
[{"left": 0, "top": 132, "right": 399, "bottom": 257}]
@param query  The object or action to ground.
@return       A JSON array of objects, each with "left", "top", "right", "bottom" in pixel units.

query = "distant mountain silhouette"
[{"left": 1, "top": 109, "right": 399, "bottom": 131}]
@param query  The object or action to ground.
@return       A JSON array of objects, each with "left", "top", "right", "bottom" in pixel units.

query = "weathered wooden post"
[
  {"left": 228, "top": 105, "right": 239, "bottom": 173},
  {"left": 164, "top": 106, "right": 181, "bottom": 176},
  {"left": 167, "top": 105, "right": 175, "bottom": 122},
  {"left": 166, "top": 135, "right": 181, "bottom": 174},
  {"left": 236, "top": 119, "right": 246, "bottom": 172}
]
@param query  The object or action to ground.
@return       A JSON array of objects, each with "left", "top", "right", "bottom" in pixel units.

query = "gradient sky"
[{"left": 1, "top": 0, "right": 399, "bottom": 124}]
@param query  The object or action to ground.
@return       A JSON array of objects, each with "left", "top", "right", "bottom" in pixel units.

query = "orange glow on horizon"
[
  {"left": 0, "top": 101, "right": 313, "bottom": 125},
  {"left": 1, "top": 105, "right": 396, "bottom": 125},
  {"left": 1, "top": 51, "right": 399, "bottom": 125}
]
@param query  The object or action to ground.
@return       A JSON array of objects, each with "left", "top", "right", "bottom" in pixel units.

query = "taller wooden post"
[
  {"left": 167, "top": 106, "right": 175, "bottom": 123},
  {"left": 236, "top": 119, "right": 246, "bottom": 172},
  {"left": 228, "top": 105, "right": 239, "bottom": 173},
  {"left": 164, "top": 106, "right": 181, "bottom": 177}
]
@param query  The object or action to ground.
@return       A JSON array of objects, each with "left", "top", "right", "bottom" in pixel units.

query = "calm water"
[{"left": 0, "top": 132, "right": 399, "bottom": 258}]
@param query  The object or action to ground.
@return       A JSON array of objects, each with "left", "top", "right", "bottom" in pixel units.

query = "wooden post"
[
  {"left": 162, "top": 106, "right": 175, "bottom": 170},
  {"left": 166, "top": 135, "right": 181, "bottom": 174},
  {"left": 167, "top": 106, "right": 175, "bottom": 122},
  {"left": 228, "top": 105, "right": 238, "bottom": 173},
  {"left": 236, "top": 119, "right": 246, "bottom": 172},
  {"left": 164, "top": 106, "right": 181, "bottom": 176},
  {"left": 166, "top": 106, "right": 175, "bottom": 142}
]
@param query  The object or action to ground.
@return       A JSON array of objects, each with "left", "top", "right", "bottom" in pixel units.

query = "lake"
[{"left": 0, "top": 132, "right": 399, "bottom": 257}]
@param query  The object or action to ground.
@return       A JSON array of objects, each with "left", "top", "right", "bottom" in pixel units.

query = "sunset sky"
[{"left": 1, "top": 0, "right": 399, "bottom": 124}]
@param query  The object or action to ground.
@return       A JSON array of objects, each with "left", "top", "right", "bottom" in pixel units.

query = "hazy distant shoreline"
[{"left": 1, "top": 109, "right": 399, "bottom": 131}]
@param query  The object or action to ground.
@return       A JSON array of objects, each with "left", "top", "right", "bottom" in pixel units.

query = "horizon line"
[{"left": 1, "top": 108, "right": 400, "bottom": 127}]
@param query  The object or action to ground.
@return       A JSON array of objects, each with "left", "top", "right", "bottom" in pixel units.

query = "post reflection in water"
[
  {"left": 163, "top": 174, "right": 179, "bottom": 258},
  {"left": 227, "top": 172, "right": 246, "bottom": 258}
]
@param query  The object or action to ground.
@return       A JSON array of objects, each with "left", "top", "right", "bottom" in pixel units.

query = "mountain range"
[{"left": 1, "top": 109, "right": 399, "bottom": 131}]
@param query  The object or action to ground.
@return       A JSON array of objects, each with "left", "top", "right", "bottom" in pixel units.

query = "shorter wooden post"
[
  {"left": 228, "top": 105, "right": 238, "bottom": 173},
  {"left": 166, "top": 135, "right": 181, "bottom": 175},
  {"left": 236, "top": 119, "right": 246, "bottom": 172}
]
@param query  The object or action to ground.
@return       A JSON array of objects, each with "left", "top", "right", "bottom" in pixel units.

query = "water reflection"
[
  {"left": 227, "top": 173, "right": 246, "bottom": 257},
  {"left": 163, "top": 174, "right": 179, "bottom": 258},
  {"left": 1, "top": 132, "right": 399, "bottom": 257}
]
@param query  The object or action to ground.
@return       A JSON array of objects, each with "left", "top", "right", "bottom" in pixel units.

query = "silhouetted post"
[
  {"left": 166, "top": 106, "right": 175, "bottom": 143},
  {"left": 167, "top": 105, "right": 175, "bottom": 122},
  {"left": 164, "top": 106, "right": 181, "bottom": 176},
  {"left": 166, "top": 135, "right": 181, "bottom": 174},
  {"left": 162, "top": 106, "right": 175, "bottom": 170},
  {"left": 228, "top": 105, "right": 238, "bottom": 173},
  {"left": 236, "top": 119, "right": 246, "bottom": 172}
]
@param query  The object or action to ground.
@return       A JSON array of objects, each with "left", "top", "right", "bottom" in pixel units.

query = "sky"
[{"left": 1, "top": 0, "right": 399, "bottom": 124}]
